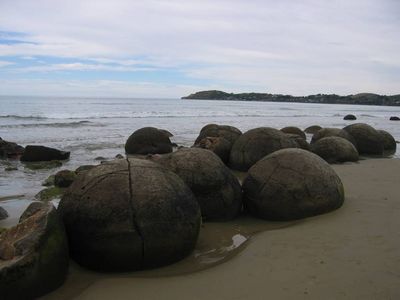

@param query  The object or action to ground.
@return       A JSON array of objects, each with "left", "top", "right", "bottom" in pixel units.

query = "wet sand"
[{"left": 39, "top": 158, "right": 400, "bottom": 299}]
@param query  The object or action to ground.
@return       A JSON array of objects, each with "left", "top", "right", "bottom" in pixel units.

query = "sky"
[{"left": 0, "top": 0, "right": 399, "bottom": 98}]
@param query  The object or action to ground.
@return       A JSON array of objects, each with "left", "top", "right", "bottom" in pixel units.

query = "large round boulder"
[
  {"left": 125, "top": 127, "right": 173, "bottom": 155},
  {"left": 280, "top": 126, "right": 306, "bottom": 139},
  {"left": 229, "top": 127, "right": 298, "bottom": 171},
  {"left": 20, "top": 145, "right": 70, "bottom": 162},
  {"left": 0, "top": 202, "right": 69, "bottom": 299},
  {"left": 193, "top": 136, "right": 231, "bottom": 163},
  {"left": 150, "top": 148, "right": 242, "bottom": 221},
  {"left": 343, "top": 123, "right": 384, "bottom": 155},
  {"left": 285, "top": 134, "right": 311, "bottom": 151},
  {"left": 243, "top": 149, "right": 344, "bottom": 221},
  {"left": 311, "top": 136, "right": 359, "bottom": 163},
  {"left": 304, "top": 125, "right": 322, "bottom": 134},
  {"left": 377, "top": 130, "right": 396, "bottom": 151},
  {"left": 311, "top": 127, "right": 357, "bottom": 147},
  {"left": 194, "top": 124, "right": 242, "bottom": 145},
  {"left": 58, "top": 158, "right": 201, "bottom": 272}
]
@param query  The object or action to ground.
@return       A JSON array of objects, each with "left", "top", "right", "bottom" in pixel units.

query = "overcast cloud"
[{"left": 0, "top": 0, "right": 399, "bottom": 97}]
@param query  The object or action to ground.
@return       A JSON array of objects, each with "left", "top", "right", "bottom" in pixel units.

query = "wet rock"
[
  {"left": 150, "top": 148, "right": 242, "bottom": 221},
  {"left": 20, "top": 145, "right": 70, "bottom": 162},
  {"left": 311, "top": 127, "right": 357, "bottom": 148},
  {"left": 343, "top": 123, "right": 384, "bottom": 155},
  {"left": 0, "top": 138, "right": 24, "bottom": 159},
  {"left": 35, "top": 187, "right": 65, "bottom": 202},
  {"left": 42, "top": 175, "right": 55, "bottom": 186},
  {"left": 389, "top": 116, "right": 400, "bottom": 121},
  {"left": 194, "top": 124, "right": 242, "bottom": 145},
  {"left": 304, "top": 125, "right": 322, "bottom": 134},
  {"left": 311, "top": 136, "right": 359, "bottom": 163},
  {"left": 280, "top": 126, "right": 306, "bottom": 139},
  {"left": 75, "top": 165, "right": 96, "bottom": 174},
  {"left": 193, "top": 136, "right": 232, "bottom": 164},
  {"left": 229, "top": 127, "right": 298, "bottom": 171},
  {"left": 344, "top": 114, "right": 357, "bottom": 120},
  {"left": 125, "top": 127, "right": 173, "bottom": 155},
  {"left": 58, "top": 158, "right": 201, "bottom": 271},
  {"left": 115, "top": 154, "right": 124, "bottom": 159},
  {"left": 0, "top": 202, "right": 69, "bottom": 299},
  {"left": 243, "top": 149, "right": 344, "bottom": 220},
  {"left": 0, "top": 207, "right": 8, "bottom": 220},
  {"left": 377, "top": 130, "right": 396, "bottom": 151},
  {"left": 23, "top": 160, "right": 63, "bottom": 170},
  {"left": 54, "top": 170, "right": 77, "bottom": 188},
  {"left": 94, "top": 156, "right": 106, "bottom": 161}
]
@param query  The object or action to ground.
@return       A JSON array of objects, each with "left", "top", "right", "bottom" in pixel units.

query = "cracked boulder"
[
  {"left": 229, "top": 127, "right": 299, "bottom": 171},
  {"left": 311, "top": 128, "right": 357, "bottom": 148},
  {"left": 194, "top": 124, "right": 242, "bottom": 145},
  {"left": 193, "top": 136, "right": 232, "bottom": 164},
  {"left": 0, "top": 202, "right": 69, "bottom": 300},
  {"left": 311, "top": 136, "right": 359, "bottom": 163},
  {"left": 280, "top": 126, "right": 306, "bottom": 139},
  {"left": 149, "top": 148, "right": 242, "bottom": 221},
  {"left": 125, "top": 127, "right": 173, "bottom": 155},
  {"left": 343, "top": 123, "right": 384, "bottom": 155},
  {"left": 243, "top": 148, "right": 344, "bottom": 221},
  {"left": 58, "top": 158, "right": 201, "bottom": 272}
]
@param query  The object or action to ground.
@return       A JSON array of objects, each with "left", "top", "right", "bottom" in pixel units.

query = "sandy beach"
[{"left": 40, "top": 157, "right": 400, "bottom": 300}]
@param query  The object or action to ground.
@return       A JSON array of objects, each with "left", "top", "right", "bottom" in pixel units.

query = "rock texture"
[
  {"left": 311, "top": 136, "right": 359, "bottom": 163},
  {"left": 243, "top": 149, "right": 344, "bottom": 221},
  {"left": 193, "top": 136, "right": 232, "bottom": 164},
  {"left": 125, "top": 127, "right": 173, "bottom": 155},
  {"left": 304, "top": 125, "right": 322, "bottom": 134},
  {"left": 194, "top": 124, "right": 242, "bottom": 145},
  {"left": 58, "top": 158, "right": 201, "bottom": 271},
  {"left": 0, "top": 202, "right": 69, "bottom": 300},
  {"left": 343, "top": 123, "right": 384, "bottom": 155},
  {"left": 377, "top": 130, "right": 397, "bottom": 151},
  {"left": 280, "top": 126, "right": 306, "bottom": 139},
  {"left": 150, "top": 148, "right": 242, "bottom": 221},
  {"left": 20, "top": 145, "right": 70, "bottom": 162}
]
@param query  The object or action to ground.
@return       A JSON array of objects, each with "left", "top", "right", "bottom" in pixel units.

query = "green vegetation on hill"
[{"left": 182, "top": 90, "right": 400, "bottom": 106}]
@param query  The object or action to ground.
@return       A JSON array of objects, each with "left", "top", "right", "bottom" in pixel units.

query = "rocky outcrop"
[
  {"left": 311, "top": 136, "right": 359, "bottom": 163},
  {"left": 343, "top": 123, "right": 384, "bottom": 155},
  {"left": 149, "top": 148, "right": 242, "bottom": 221},
  {"left": 58, "top": 158, "right": 201, "bottom": 271},
  {"left": 242, "top": 149, "right": 344, "bottom": 220},
  {"left": 20, "top": 145, "right": 70, "bottom": 162},
  {"left": 0, "top": 202, "right": 69, "bottom": 300},
  {"left": 125, "top": 127, "right": 173, "bottom": 155}
]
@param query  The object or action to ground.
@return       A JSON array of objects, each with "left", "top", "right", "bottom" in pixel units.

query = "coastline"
[{"left": 42, "top": 158, "right": 400, "bottom": 300}]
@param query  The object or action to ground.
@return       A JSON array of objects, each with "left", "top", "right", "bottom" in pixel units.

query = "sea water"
[{"left": 0, "top": 95, "right": 399, "bottom": 202}]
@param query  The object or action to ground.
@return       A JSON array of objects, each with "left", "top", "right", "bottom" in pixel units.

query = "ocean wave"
[
  {"left": 360, "top": 114, "right": 378, "bottom": 118},
  {"left": 0, "top": 120, "right": 102, "bottom": 129},
  {"left": 0, "top": 114, "right": 48, "bottom": 120}
]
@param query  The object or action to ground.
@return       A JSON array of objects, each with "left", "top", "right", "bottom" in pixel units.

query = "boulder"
[
  {"left": 389, "top": 116, "right": 400, "bottom": 121},
  {"left": 229, "top": 127, "right": 299, "bottom": 171},
  {"left": 344, "top": 114, "right": 357, "bottom": 120},
  {"left": 125, "top": 127, "right": 173, "bottom": 155},
  {"left": 35, "top": 187, "right": 65, "bottom": 202},
  {"left": 0, "top": 202, "right": 69, "bottom": 299},
  {"left": 343, "top": 123, "right": 384, "bottom": 155},
  {"left": 377, "top": 130, "right": 396, "bottom": 151},
  {"left": 285, "top": 134, "right": 311, "bottom": 151},
  {"left": 0, "top": 207, "right": 8, "bottom": 220},
  {"left": 193, "top": 136, "right": 232, "bottom": 164},
  {"left": 280, "top": 126, "right": 306, "bottom": 139},
  {"left": 20, "top": 145, "right": 70, "bottom": 162},
  {"left": 243, "top": 149, "right": 344, "bottom": 220},
  {"left": 149, "top": 148, "right": 242, "bottom": 221},
  {"left": 194, "top": 124, "right": 242, "bottom": 145},
  {"left": 311, "top": 128, "right": 357, "bottom": 147},
  {"left": 311, "top": 136, "right": 359, "bottom": 163},
  {"left": 58, "top": 158, "right": 201, "bottom": 271},
  {"left": 54, "top": 170, "right": 77, "bottom": 188},
  {"left": 0, "top": 138, "right": 24, "bottom": 159},
  {"left": 304, "top": 125, "right": 322, "bottom": 134}
]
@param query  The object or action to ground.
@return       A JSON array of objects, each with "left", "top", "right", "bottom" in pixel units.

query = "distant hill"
[{"left": 182, "top": 90, "right": 400, "bottom": 106}]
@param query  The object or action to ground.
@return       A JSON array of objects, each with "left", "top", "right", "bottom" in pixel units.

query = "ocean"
[{"left": 0, "top": 95, "right": 399, "bottom": 226}]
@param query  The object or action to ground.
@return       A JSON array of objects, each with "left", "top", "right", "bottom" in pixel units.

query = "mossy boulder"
[
  {"left": 0, "top": 202, "right": 69, "bottom": 300},
  {"left": 35, "top": 187, "right": 65, "bottom": 202},
  {"left": 125, "top": 127, "right": 173, "bottom": 155},
  {"left": 194, "top": 124, "right": 242, "bottom": 145},
  {"left": 58, "top": 158, "right": 201, "bottom": 271},
  {"left": 343, "top": 123, "right": 384, "bottom": 155},
  {"left": 243, "top": 149, "right": 344, "bottom": 220},
  {"left": 193, "top": 136, "right": 232, "bottom": 164},
  {"left": 280, "top": 126, "right": 306, "bottom": 139},
  {"left": 149, "top": 148, "right": 242, "bottom": 221},
  {"left": 54, "top": 170, "right": 77, "bottom": 188},
  {"left": 311, "top": 136, "right": 359, "bottom": 163},
  {"left": 229, "top": 127, "right": 298, "bottom": 171}
]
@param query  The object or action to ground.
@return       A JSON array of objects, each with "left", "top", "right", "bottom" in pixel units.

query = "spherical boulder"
[
  {"left": 311, "top": 128, "right": 357, "bottom": 147},
  {"left": 243, "top": 149, "right": 344, "bottom": 221},
  {"left": 229, "top": 127, "right": 299, "bottom": 171},
  {"left": 304, "top": 125, "right": 322, "bottom": 134},
  {"left": 344, "top": 114, "right": 357, "bottom": 120},
  {"left": 343, "top": 123, "right": 384, "bottom": 155},
  {"left": 194, "top": 124, "right": 242, "bottom": 145},
  {"left": 311, "top": 136, "right": 359, "bottom": 163},
  {"left": 125, "top": 127, "right": 173, "bottom": 155},
  {"left": 193, "top": 136, "right": 231, "bottom": 163},
  {"left": 150, "top": 148, "right": 242, "bottom": 221},
  {"left": 285, "top": 134, "right": 311, "bottom": 151},
  {"left": 0, "top": 202, "right": 69, "bottom": 299},
  {"left": 58, "top": 158, "right": 201, "bottom": 272},
  {"left": 280, "top": 126, "right": 306, "bottom": 139},
  {"left": 377, "top": 130, "right": 396, "bottom": 151}
]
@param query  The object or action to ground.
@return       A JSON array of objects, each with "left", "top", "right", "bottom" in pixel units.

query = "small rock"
[
  {"left": 344, "top": 114, "right": 357, "bottom": 120},
  {"left": 0, "top": 207, "right": 8, "bottom": 220},
  {"left": 21, "top": 145, "right": 70, "bottom": 162},
  {"left": 389, "top": 116, "right": 400, "bottom": 121}
]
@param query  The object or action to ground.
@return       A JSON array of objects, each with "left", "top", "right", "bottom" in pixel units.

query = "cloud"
[{"left": 0, "top": 60, "right": 14, "bottom": 67}]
